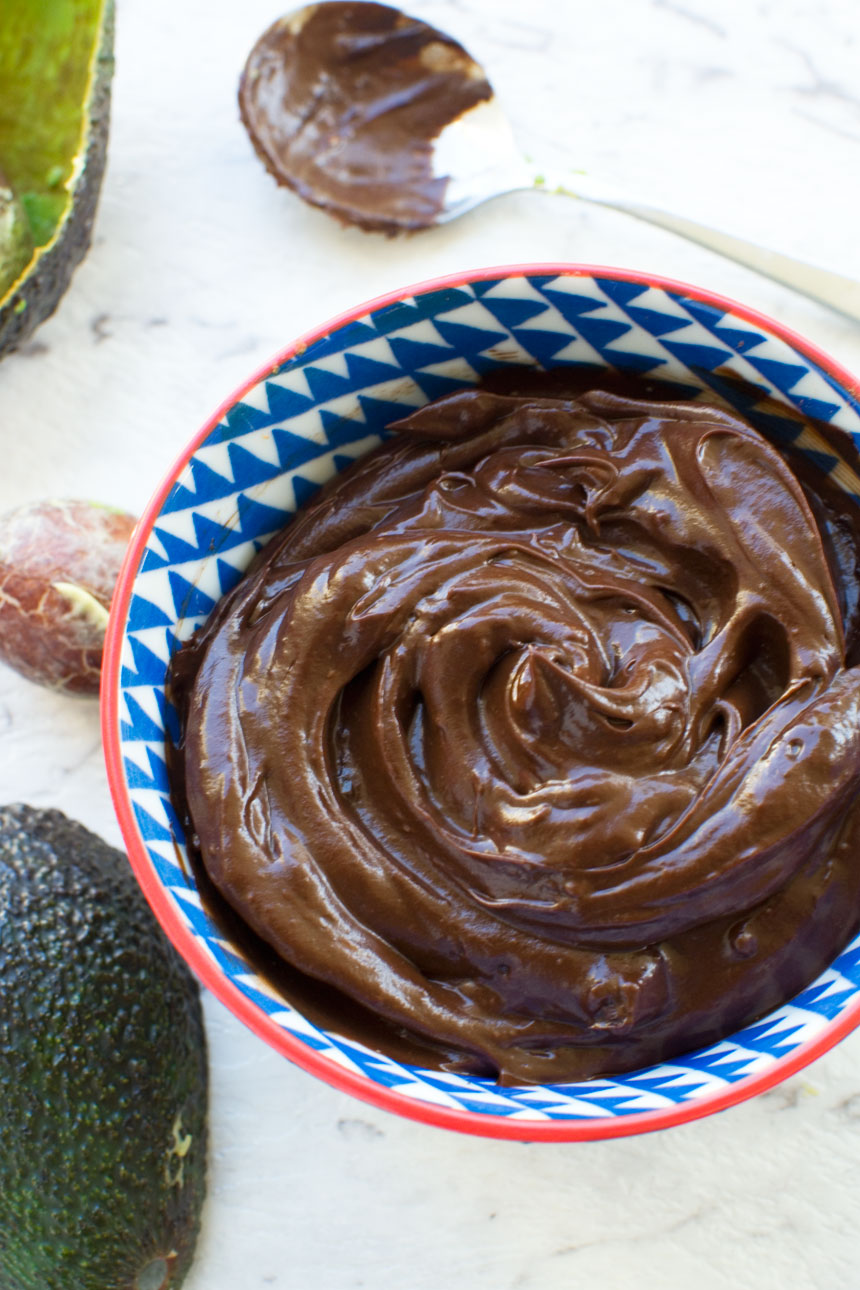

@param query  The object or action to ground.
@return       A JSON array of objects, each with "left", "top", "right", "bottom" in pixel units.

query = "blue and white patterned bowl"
[{"left": 103, "top": 264, "right": 860, "bottom": 1140}]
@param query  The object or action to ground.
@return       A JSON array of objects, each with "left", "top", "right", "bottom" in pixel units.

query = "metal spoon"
[
  {"left": 241, "top": 2, "right": 860, "bottom": 322},
  {"left": 436, "top": 94, "right": 860, "bottom": 323}
]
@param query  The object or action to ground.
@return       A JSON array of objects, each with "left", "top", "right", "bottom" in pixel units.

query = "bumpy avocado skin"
[
  {"left": 0, "top": 805, "right": 207, "bottom": 1290},
  {"left": 0, "top": 1, "right": 114, "bottom": 355}
]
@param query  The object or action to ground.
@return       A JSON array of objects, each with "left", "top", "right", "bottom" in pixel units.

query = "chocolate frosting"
[
  {"left": 173, "top": 386, "right": 860, "bottom": 1083},
  {"left": 238, "top": 2, "right": 491, "bottom": 232}
]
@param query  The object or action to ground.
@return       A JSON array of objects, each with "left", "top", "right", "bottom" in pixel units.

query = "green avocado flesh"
[
  {"left": 0, "top": 805, "right": 208, "bottom": 1290},
  {"left": 0, "top": 0, "right": 113, "bottom": 352},
  {"left": 0, "top": 172, "right": 33, "bottom": 297}
]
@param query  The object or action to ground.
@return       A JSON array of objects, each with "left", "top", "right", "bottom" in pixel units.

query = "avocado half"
[{"left": 0, "top": 0, "right": 114, "bottom": 355}]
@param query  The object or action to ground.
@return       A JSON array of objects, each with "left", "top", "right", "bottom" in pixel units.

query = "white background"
[{"left": 2, "top": 0, "right": 860, "bottom": 1286}]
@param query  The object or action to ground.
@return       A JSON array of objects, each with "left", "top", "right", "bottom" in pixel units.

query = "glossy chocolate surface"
[
  {"left": 172, "top": 384, "right": 860, "bottom": 1083},
  {"left": 238, "top": 2, "right": 491, "bottom": 232}
]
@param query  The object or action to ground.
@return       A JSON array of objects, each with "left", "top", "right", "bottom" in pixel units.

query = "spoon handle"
[{"left": 542, "top": 170, "right": 860, "bottom": 324}]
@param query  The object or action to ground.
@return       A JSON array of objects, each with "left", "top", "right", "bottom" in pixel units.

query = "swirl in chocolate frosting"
[{"left": 174, "top": 385, "right": 860, "bottom": 1083}]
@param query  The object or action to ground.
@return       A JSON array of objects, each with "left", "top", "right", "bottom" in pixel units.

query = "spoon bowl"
[{"left": 239, "top": 1, "right": 860, "bottom": 321}]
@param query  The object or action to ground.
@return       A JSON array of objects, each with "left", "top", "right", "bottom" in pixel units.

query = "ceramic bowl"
[{"left": 103, "top": 264, "right": 860, "bottom": 1140}]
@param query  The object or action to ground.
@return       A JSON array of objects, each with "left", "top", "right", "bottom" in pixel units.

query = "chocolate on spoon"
[
  {"left": 238, "top": 1, "right": 493, "bottom": 234},
  {"left": 239, "top": 1, "right": 860, "bottom": 322}
]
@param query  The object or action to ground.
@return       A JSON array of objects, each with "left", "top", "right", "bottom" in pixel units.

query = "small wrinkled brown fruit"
[{"left": 0, "top": 499, "right": 136, "bottom": 695}]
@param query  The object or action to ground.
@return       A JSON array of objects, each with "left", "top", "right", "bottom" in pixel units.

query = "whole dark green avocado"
[
  {"left": 0, "top": 805, "right": 207, "bottom": 1290},
  {"left": 0, "top": 0, "right": 114, "bottom": 355}
]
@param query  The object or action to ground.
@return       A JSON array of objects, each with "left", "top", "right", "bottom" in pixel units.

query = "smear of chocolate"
[
  {"left": 171, "top": 386, "right": 860, "bottom": 1083},
  {"left": 238, "top": 2, "right": 492, "bottom": 233}
]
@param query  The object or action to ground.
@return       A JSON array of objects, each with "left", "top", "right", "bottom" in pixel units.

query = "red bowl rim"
[{"left": 101, "top": 262, "right": 860, "bottom": 1142}]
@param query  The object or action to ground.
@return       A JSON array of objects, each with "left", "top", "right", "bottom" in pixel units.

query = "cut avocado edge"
[{"left": 0, "top": 0, "right": 115, "bottom": 355}]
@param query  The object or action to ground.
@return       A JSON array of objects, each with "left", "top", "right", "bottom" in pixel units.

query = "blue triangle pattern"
[
  {"left": 221, "top": 400, "right": 273, "bottom": 439},
  {"left": 228, "top": 441, "right": 284, "bottom": 490},
  {"left": 265, "top": 380, "right": 317, "bottom": 422},
  {"left": 408, "top": 287, "right": 475, "bottom": 317},
  {"left": 160, "top": 792, "right": 186, "bottom": 845},
  {"left": 585, "top": 1087, "right": 691, "bottom": 1113},
  {"left": 153, "top": 525, "right": 205, "bottom": 566},
  {"left": 661, "top": 337, "right": 734, "bottom": 373},
  {"left": 272, "top": 426, "right": 327, "bottom": 470},
  {"left": 666, "top": 1050, "right": 755, "bottom": 1082},
  {"left": 538, "top": 283, "right": 612, "bottom": 321},
  {"left": 168, "top": 570, "right": 217, "bottom": 621},
  {"left": 477, "top": 295, "right": 551, "bottom": 329},
  {"left": 236, "top": 492, "right": 293, "bottom": 539},
  {"left": 834, "top": 943, "right": 860, "bottom": 975},
  {"left": 364, "top": 1061, "right": 421, "bottom": 1090},
  {"left": 162, "top": 457, "right": 235, "bottom": 515},
  {"left": 594, "top": 277, "right": 650, "bottom": 306},
  {"left": 191, "top": 511, "right": 243, "bottom": 557},
  {"left": 365, "top": 299, "right": 430, "bottom": 336},
  {"left": 744, "top": 354, "right": 809, "bottom": 394},
  {"left": 173, "top": 896, "right": 214, "bottom": 940},
  {"left": 369, "top": 288, "right": 474, "bottom": 335},
  {"left": 206, "top": 930, "right": 256, "bottom": 974},
  {"left": 422, "top": 1086, "right": 516, "bottom": 1116},
  {"left": 132, "top": 802, "right": 173, "bottom": 842},
  {"left": 604, "top": 347, "right": 666, "bottom": 375},
  {"left": 730, "top": 1018, "right": 806, "bottom": 1053},
  {"left": 153, "top": 686, "right": 181, "bottom": 745},
  {"left": 121, "top": 692, "right": 165, "bottom": 742},
  {"left": 682, "top": 300, "right": 765, "bottom": 354},
  {"left": 344, "top": 350, "right": 403, "bottom": 387},
  {"left": 794, "top": 977, "right": 855, "bottom": 1017},
  {"left": 792, "top": 394, "right": 841, "bottom": 423},
  {"left": 560, "top": 311, "right": 666, "bottom": 374},
  {"left": 678, "top": 296, "right": 727, "bottom": 325},
  {"left": 626, "top": 304, "right": 693, "bottom": 338},
  {"left": 749, "top": 409, "right": 807, "bottom": 447},
  {"left": 388, "top": 335, "right": 457, "bottom": 370},
  {"left": 472, "top": 278, "right": 506, "bottom": 297},
  {"left": 525, "top": 274, "right": 563, "bottom": 292},
  {"left": 216, "top": 557, "right": 245, "bottom": 596},
  {"left": 304, "top": 364, "right": 354, "bottom": 403},
  {"left": 434, "top": 318, "right": 508, "bottom": 355},
  {"left": 805, "top": 448, "right": 840, "bottom": 474},
  {"left": 145, "top": 746, "right": 171, "bottom": 793},
  {"left": 140, "top": 546, "right": 169, "bottom": 572},
  {"left": 709, "top": 323, "right": 765, "bottom": 355},
  {"left": 814, "top": 364, "right": 860, "bottom": 418},
  {"left": 696, "top": 369, "right": 770, "bottom": 410},
  {"left": 564, "top": 313, "right": 629, "bottom": 350},
  {"left": 319, "top": 407, "right": 375, "bottom": 447},
  {"left": 356, "top": 395, "right": 421, "bottom": 433},
  {"left": 292, "top": 474, "right": 320, "bottom": 509},
  {"left": 412, "top": 370, "right": 477, "bottom": 402},
  {"left": 469, "top": 350, "right": 520, "bottom": 378},
  {"left": 509, "top": 326, "right": 582, "bottom": 367},
  {"left": 692, "top": 371, "right": 806, "bottom": 447},
  {"left": 121, "top": 635, "right": 168, "bottom": 689},
  {"left": 124, "top": 751, "right": 168, "bottom": 794},
  {"left": 127, "top": 593, "right": 173, "bottom": 630},
  {"left": 280, "top": 318, "right": 379, "bottom": 365},
  {"left": 626, "top": 1068, "right": 701, "bottom": 1092},
  {"left": 540, "top": 1103, "right": 595, "bottom": 1121}
]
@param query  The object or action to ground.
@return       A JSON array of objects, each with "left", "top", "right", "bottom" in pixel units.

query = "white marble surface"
[{"left": 2, "top": 0, "right": 860, "bottom": 1285}]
